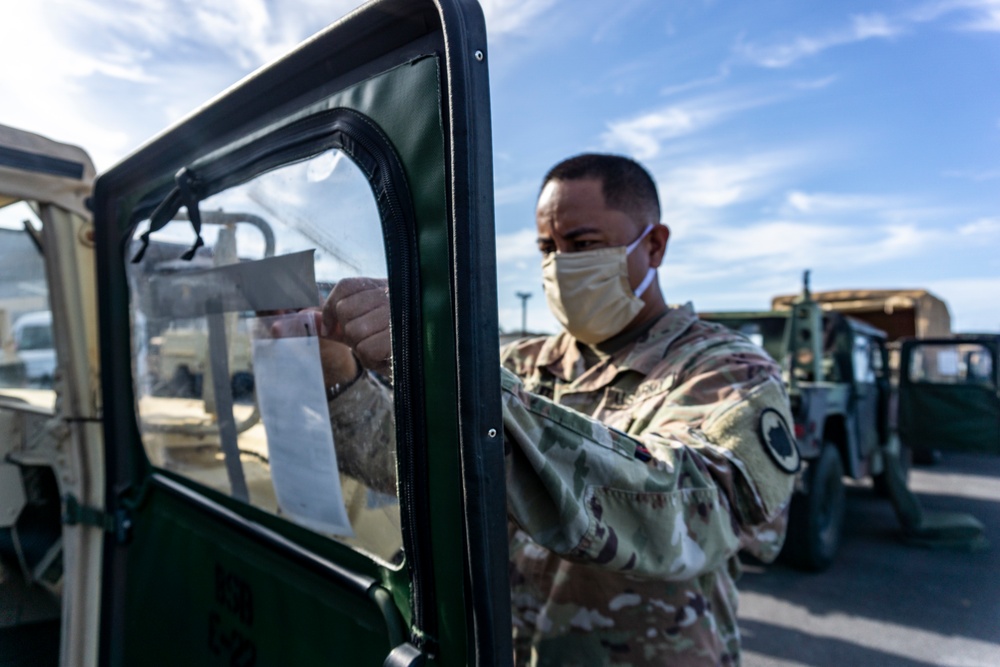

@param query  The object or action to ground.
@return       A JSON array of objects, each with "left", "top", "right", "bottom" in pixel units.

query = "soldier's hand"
[
  {"left": 322, "top": 277, "right": 391, "bottom": 377},
  {"left": 268, "top": 309, "right": 359, "bottom": 387}
]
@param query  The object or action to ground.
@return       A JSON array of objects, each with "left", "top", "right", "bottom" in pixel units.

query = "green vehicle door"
[
  {"left": 899, "top": 335, "right": 1000, "bottom": 456},
  {"left": 91, "top": 1, "right": 511, "bottom": 665}
]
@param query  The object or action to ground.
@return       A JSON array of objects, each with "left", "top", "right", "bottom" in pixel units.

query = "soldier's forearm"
[
  {"left": 328, "top": 371, "right": 397, "bottom": 493},
  {"left": 499, "top": 367, "right": 740, "bottom": 579}
]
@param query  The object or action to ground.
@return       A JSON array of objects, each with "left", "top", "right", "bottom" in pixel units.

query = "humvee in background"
[
  {"left": 701, "top": 277, "right": 895, "bottom": 570},
  {"left": 0, "top": 122, "right": 103, "bottom": 666},
  {"left": 701, "top": 275, "right": 991, "bottom": 571}
]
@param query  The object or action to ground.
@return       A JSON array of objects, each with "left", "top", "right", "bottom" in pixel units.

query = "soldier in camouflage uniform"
[{"left": 320, "top": 154, "right": 798, "bottom": 666}]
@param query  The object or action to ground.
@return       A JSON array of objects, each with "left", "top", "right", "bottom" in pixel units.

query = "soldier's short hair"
[{"left": 541, "top": 153, "right": 660, "bottom": 226}]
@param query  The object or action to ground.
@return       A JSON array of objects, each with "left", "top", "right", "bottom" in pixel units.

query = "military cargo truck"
[{"left": 770, "top": 288, "right": 952, "bottom": 342}]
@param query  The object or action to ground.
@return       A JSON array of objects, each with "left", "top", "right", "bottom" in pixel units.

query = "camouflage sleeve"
[
  {"left": 501, "top": 366, "right": 742, "bottom": 580},
  {"left": 326, "top": 371, "right": 397, "bottom": 494},
  {"left": 639, "top": 338, "right": 797, "bottom": 562}
]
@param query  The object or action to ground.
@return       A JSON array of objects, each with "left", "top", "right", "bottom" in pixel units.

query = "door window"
[
  {"left": 126, "top": 149, "right": 403, "bottom": 565},
  {"left": 908, "top": 343, "right": 996, "bottom": 387},
  {"left": 853, "top": 335, "right": 875, "bottom": 384}
]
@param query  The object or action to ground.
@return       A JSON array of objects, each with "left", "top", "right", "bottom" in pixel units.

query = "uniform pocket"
[{"left": 573, "top": 485, "right": 737, "bottom": 581}]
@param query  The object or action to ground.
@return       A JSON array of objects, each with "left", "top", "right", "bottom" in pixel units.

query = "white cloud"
[
  {"left": 659, "top": 152, "right": 804, "bottom": 213},
  {"left": 495, "top": 228, "right": 541, "bottom": 263},
  {"left": 739, "top": 2, "right": 1000, "bottom": 70},
  {"left": 958, "top": 217, "right": 1000, "bottom": 235},
  {"left": 668, "top": 219, "right": 945, "bottom": 286},
  {"left": 1, "top": 0, "right": 566, "bottom": 170},
  {"left": 737, "top": 13, "right": 904, "bottom": 68},
  {"left": 911, "top": 0, "right": 1000, "bottom": 32},
  {"left": 495, "top": 180, "right": 540, "bottom": 206},
  {"left": 8, "top": 0, "right": 486, "bottom": 168},
  {"left": 850, "top": 13, "right": 901, "bottom": 39},
  {"left": 60, "top": 0, "right": 359, "bottom": 70},
  {"left": 655, "top": 182, "right": 966, "bottom": 299},
  {"left": 479, "top": 0, "right": 560, "bottom": 38},
  {"left": 944, "top": 168, "right": 1000, "bottom": 181},
  {"left": 602, "top": 91, "right": 778, "bottom": 159},
  {"left": 659, "top": 69, "right": 731, "bottom": 97},
  {"left": 961, "top": 7, "right": 1000, "bottom": 30},
  {"left": 0, "top": 3, "right": 138, "bottom": 166},
  {"left": 924, "top": 277, "right": 1000, "bottom": 331},
  {"left": 603, "top": 108, "right": 698, "bottom": 159},
  {"left": 784, "top": 191, "right": 899, "bottom": 214},
  {"left": 779, "top": 191, "right": 959, "bottom": 232},
  {"left": 793, "top": 75, "right": 840, "bottom": 90}
]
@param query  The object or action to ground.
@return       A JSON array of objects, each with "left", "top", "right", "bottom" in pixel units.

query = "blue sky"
[{"left": 2, "top": 0, "right": 998, "bottom": 333}]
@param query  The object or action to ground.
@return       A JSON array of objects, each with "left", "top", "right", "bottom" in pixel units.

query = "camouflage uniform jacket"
[{"left": 500, "top": 303, "right": 797, "bottom": 667}]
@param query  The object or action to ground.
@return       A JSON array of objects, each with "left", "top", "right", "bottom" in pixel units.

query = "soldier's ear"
[{"left": 648, "top": 224, "right": 670, "bottom": 268}]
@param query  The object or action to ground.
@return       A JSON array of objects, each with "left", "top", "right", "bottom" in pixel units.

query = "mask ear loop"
[
  {"left": 625, "top": 223, "right": 655, "bottom": 254},
  {"left": 634, "top": 269, "right": 657, "bottom": 297},
  {"left": 626, "top": 225, "right": 658, "bottom": 298}
]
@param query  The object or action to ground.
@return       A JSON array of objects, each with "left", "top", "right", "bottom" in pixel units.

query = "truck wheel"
[
  {"left": 231, "top": 372, "right": 255, "bottom": 401},
  {"left": 170, "top": 366, "right": 198, "bottom": 398},
  {"left": 781, "top": 442, "right": 845, "bottom": 572}
]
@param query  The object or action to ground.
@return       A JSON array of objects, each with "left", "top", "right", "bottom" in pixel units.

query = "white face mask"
[{"left": 541, "top": 224, "right": 657, "bottom": 345}]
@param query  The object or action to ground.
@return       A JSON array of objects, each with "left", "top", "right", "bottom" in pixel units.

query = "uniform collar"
[{"left": 536, "top": 303, "right": 699, "bottom": 384}]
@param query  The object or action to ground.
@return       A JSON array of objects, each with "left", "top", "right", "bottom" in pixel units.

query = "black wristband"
[{"left": 327, "top": 356, "right": 365, "bottom": 401}]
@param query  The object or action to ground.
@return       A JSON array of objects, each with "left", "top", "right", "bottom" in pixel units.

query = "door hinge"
[{"left": 62, "top": 494, "right": 132, "bottom": 543}]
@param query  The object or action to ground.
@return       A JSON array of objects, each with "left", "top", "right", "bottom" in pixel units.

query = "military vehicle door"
[
  {"left": 849, "top": 331, "right": 883, "bottom": 458},
  {"left": 91, "top": 1, "right": 510, "bottom": 665},
  {"left": 899, "top": 336, "right": 1000, "bottom": 456}
]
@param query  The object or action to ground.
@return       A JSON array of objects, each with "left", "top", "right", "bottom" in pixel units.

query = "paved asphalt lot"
[{"left": 739, "top": 452, "right": 1000, "bottom": 667}]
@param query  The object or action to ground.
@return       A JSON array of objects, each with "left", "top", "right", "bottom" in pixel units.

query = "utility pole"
[{"left": 515, "top": 291, "right": 532, "bottom": 336}]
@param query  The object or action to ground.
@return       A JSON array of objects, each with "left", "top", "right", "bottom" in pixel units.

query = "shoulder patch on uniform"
[{"left": 758, "top": 408, "right": 801, "bottom": 474}]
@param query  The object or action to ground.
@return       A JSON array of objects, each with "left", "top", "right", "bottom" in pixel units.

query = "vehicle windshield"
[{"left": 17, "top": 324, "right": 53, "bottom": 351}]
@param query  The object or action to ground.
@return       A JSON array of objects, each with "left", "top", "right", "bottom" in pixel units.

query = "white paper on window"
[{"left": 251, "top": 333, "right": 354, "bottom": 537}]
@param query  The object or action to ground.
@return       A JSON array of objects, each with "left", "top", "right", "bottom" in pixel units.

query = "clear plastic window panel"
[
  {"left": 853, "top": 335, "right": 874, "bottom": 384},
  {"left": 126, "top": 150, "right": 403, "bottom": 565},
  {"left": 0, "top": 202, "right": 55, "bottom": 392},
  {"left": 909, "top": 343, "right": 995, "bottom": 387}
]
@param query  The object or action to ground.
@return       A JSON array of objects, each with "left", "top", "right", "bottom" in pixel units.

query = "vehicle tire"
[
  {"left": 781, "top": 442, "right": 845, "bottom": 572},
  {"left": 170, "top": 366, "right": 198, "bottom": 398},
  {"left": 231, "top": 371, "right": 255, "bottom": 401},
  {"left": 873, "top": 444, "right": 911, "bottom": 499}
]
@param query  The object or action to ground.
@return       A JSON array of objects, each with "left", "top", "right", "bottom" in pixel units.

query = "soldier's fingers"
[
  {"left": 335, "top": 281, "right": 389, "bottom": 323},
  {"left": 323, "top": 278, "right": 388, "bottom": 342},
  {"left": 330, "top": 277, "right": 386, "bottom": 305},
  {"left": 341, "top": 303, "right": 390, "bottom": 350},
  {"left": 354, "top": 322, "right": 393, "bottom": 376},
  {"left": 321, "top": 290, "right": 344, "bottom": 341}
]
